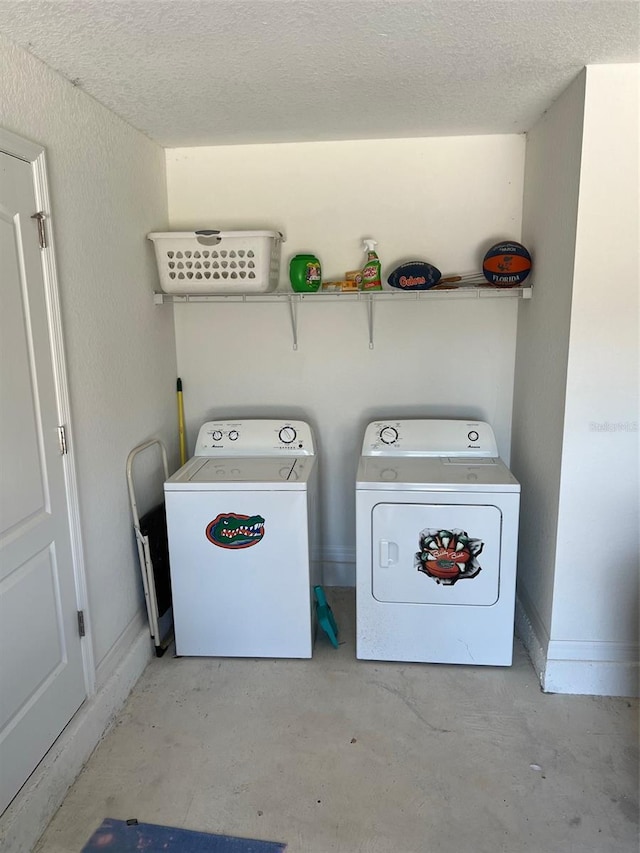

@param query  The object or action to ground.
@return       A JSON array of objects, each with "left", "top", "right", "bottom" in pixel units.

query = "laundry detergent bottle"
[
  {"left": 361, "top": 239, "right": 382, "bottom": 290},
  {"left": 289, "top": 254, "right": 322, "bottom": 292}
]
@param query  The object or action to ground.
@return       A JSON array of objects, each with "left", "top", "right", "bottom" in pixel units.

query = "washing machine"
[
  {"left": 165, "top": 419, "right": 320, "bottom": 658},
  {"left": 356, "top": 419, "right": 520, "bottom": 666}
]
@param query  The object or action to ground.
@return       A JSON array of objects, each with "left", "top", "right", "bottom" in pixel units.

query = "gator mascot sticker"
[
  {"left": 206, "top": 513, "right": 265, "bottom": 549},
  {"left": 415, "top": 528, "right": 484, "bottom": 585}
]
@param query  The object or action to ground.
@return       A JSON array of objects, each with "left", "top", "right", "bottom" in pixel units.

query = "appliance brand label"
[{"left": 206, "top": 513, "right": 265, "bottom": 549}]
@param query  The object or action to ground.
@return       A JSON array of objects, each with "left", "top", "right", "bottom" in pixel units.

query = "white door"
[
  {"left": 0, "top": 150, "right": 86, "bottom": 814},
  {"left": 372, "top": 501, "right": 502, "bottom": 606}
]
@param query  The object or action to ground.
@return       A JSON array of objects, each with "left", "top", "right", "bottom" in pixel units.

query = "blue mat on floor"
[{"left": 82, "top": 818, "right": 287, "bottom": 852}]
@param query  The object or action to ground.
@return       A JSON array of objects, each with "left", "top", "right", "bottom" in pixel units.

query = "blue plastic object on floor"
[
  {"left": 314, "top": 585, "right": 339, "bottom": 648},
  {"left": 82, "top": 818, "right": 287, "bottom": 852}
]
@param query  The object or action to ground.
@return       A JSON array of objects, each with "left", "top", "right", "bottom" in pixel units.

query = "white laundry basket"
[{"left": 148, "top": 230, "right": 284, "bottom": 294}]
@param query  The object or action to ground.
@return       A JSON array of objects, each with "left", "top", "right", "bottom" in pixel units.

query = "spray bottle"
[{"left": 361, "top": 239, "right": 382, "bottom": 290}]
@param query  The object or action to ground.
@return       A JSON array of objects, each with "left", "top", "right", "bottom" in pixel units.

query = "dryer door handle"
[{"left": 379, "top": 539, "right": 399, "bottom": 567}]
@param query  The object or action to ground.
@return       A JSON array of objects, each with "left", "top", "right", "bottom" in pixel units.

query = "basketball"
[{"left": 482, "top": 241, "right": 532, "bottom": 286}]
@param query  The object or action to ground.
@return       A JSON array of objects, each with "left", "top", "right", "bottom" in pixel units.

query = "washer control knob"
[
  {"left": 380, "top": 426, "right": 399, "bottom": 445},
  {"left": 228, "top": 430, "right": 239, "bottom": 441},
  {"left": 211, "top": 430, "right": 223, "bottom": 441},
  {"left": 279, "top": 426, "right": 297, "bottom": 444},
  {"left": 468, "top": 430, "right": 479, "bottom": 442}
]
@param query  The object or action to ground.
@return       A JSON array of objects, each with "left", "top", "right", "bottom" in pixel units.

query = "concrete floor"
[{"left": 36, "top": 589, "right": 638, "bottom": 853}]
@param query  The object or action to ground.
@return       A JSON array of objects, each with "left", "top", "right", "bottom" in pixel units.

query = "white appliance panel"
[
  {"left": 190, "top": 458, "right": 295, "bottom": 483},
  {"left": 372, "top": 502, "right": 501, "bottom": 606},
  {"left": 362, "top": 419, "right": 498, "bottom": 457},
  {"left": 165, "top": 456, "right": 315, "bottom": 491},
  {"left": 355, "top": 418, "right": 521, "bottom": 667},
  {"left": 166, "top": 489, "right": 313, "bottom": 657},
  {"left": 356, "top": 489, "right": 520, "bottom": 666},
  {"left": 357, "top": 456, "right": 518, "bottom": 491},
  {"left": 195, "top": 419, "right": 315, "bottom": 456}
]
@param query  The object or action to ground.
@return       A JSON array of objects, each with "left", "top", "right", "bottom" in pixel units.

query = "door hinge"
[
  {"left": 57, "top": 425, "right": 68, "bottom": 455},
  {"left": 31, "top": 211, "right": 47, "bottom": 249},
  {"left": 77, "top": 610, "right": 86, "bottom": 637}
]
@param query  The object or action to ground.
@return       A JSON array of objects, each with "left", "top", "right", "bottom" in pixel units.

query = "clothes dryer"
[
  {"left": 356, "top": 419, "right": 520, "bottom": 666},
  {"left": 165, "top": 419, "right": 319, "bottom": 658}
]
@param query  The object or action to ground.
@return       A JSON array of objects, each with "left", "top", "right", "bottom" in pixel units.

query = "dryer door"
[{"left": 372, "top": 502, "right": 501, "bottom": 605}]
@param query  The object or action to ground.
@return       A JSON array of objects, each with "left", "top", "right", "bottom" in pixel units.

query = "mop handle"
[{"left": 177, "top": 378, "right": 186, "bottom": 465}]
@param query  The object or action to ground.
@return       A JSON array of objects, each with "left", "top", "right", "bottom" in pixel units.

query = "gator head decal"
[
  {"left": 206, "top": 513, "right": 265, "bottom": 549},
  {"left": 415, "top": 528, "right": 484, "bottom": 585}
]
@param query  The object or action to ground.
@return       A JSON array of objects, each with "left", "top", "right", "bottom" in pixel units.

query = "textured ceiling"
[{"left": 1, "top": 0, "right": 638, "bottom": 147}]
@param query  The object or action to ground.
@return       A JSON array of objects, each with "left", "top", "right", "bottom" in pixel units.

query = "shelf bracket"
[
  {"left": 366, "top": 295, "right": 374, "bottom": 349},
  {"left": 287, "top": 295, "right": 299, "bottom": 350}
]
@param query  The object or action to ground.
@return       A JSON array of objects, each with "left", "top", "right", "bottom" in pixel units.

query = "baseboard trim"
[
  {"left": 94, "top": 609, "right": 147, "bottom": 691},
  {"left": 0, "top": 622, "right": 152, "bottom": 853},
  {"left": 515, "top": 591, "right": 549, "bottom": 690},
  {"left": 314, "top": 547, "right": 355, "bottom": 587},
  {"left": 322, "top": 562, "right": 355, "bottom": 587},
  {"left": 317, "top": 547, "right": 355, "bottom": 564},
  {"left": 516, "top": 591, "right": 639, "bottom": 697},
  {"left": 544, "top": 641, "right": 639, "bottom": 697}
]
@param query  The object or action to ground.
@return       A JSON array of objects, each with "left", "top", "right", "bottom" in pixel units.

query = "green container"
[{"left": 289, "top": 254, "right": 321, "bottom": 292}]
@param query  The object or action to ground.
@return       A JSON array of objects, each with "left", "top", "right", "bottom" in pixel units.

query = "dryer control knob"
[
  {"left": 468, "top": 430, "right": 479, "bottom": 442},
  {"left": 279, "top": 426, "right": 297, "bottom": 444},
  {"left": 228, "top": 430, "right": 239, "bottom": 441},
  {"left": 380, "top": 426, "right": 399, "bottom": 445},
  {"left": 211, "top": 430, "right": 223, "bottom": 441}
]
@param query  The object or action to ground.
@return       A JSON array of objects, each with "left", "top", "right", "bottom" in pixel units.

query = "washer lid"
[
  {"left": 356, "top": 456, "right": 519, "bottom": 492},
  {"left": 165, "top": 456, "right": 315, "bottom": 490}
]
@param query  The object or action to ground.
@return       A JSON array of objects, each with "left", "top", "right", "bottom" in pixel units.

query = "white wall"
[
  {"left": 514, "top": 65, "right": 639, "bottom": 696},
  {"left": 0, "top": 36, "right": 176, "bottom": 675},
  {"left": 512, "top": 71, "right": 585, "bottom": 657},
  {"left": 166, "top": 136, "right": 525, "bottom": 582},
  {"left": 551, "top": 64, "right": 639, "bottom": 686}
]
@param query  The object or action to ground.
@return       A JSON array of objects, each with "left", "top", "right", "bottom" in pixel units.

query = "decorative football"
[
  {"left": 387, "top": 262, "right": 442, "bottom": 291},
  {"left": 482, "top": 241, "right": 532, "bottom": 286}
]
